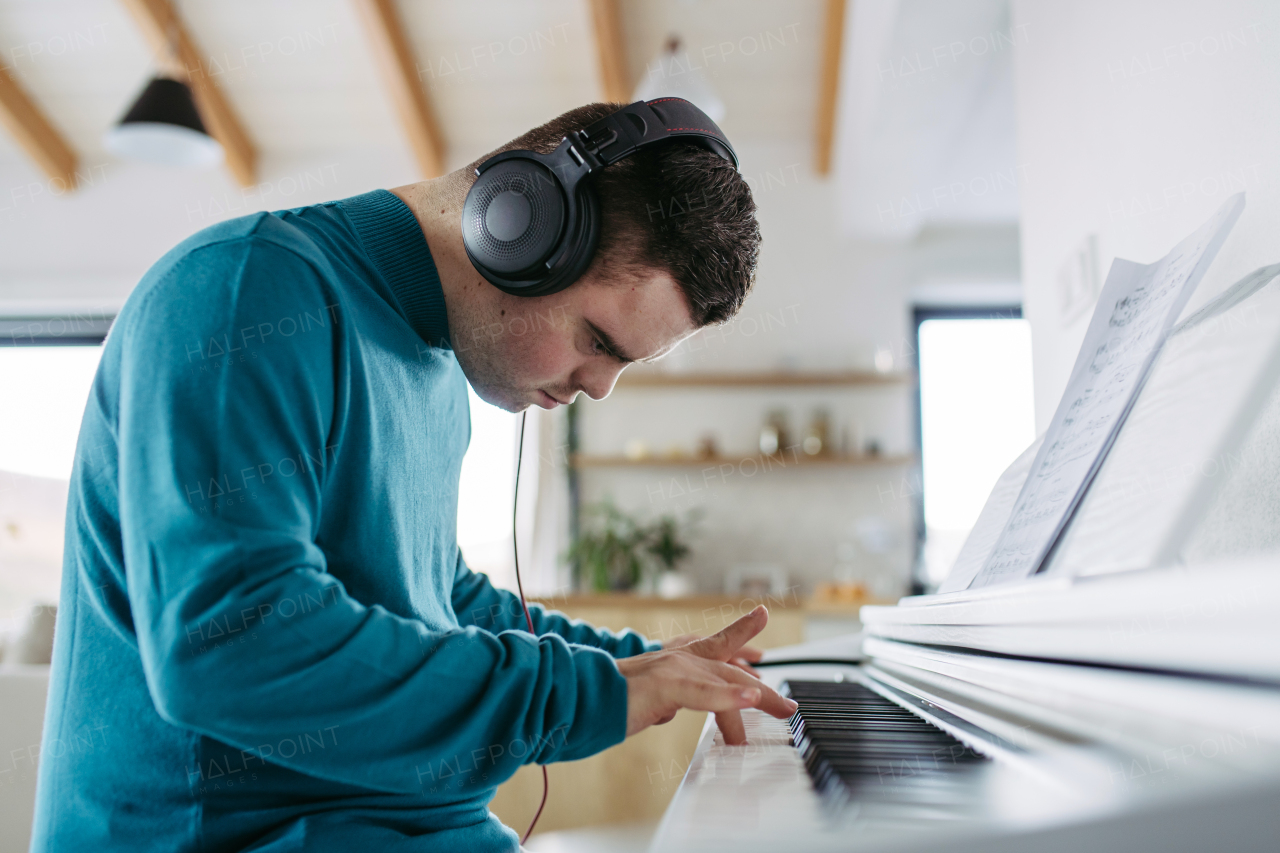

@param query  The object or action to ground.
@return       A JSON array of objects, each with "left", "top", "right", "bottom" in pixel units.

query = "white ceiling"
[
  {"left": 0, "top": 0, "right": 1018, "bottom": 313},
  {"left": 0, "top": 0, "right": 827, "bottom": 172},
  {"left": 836, "top": 0, "right": 1019, "bottom": 239}
]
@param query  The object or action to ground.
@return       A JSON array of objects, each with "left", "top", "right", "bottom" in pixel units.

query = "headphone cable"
[{"left": 512, "top": 410, "right": 549, "bottom": 845}]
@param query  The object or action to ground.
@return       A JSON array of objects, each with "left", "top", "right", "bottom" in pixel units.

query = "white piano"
[{"left": 652, "top": 208, "right": 1280, "bottom": 852}]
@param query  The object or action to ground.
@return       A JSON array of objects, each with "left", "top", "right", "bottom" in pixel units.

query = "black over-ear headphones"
[{"left": 461, "top": 98, "right": 738, "bottom": 298}]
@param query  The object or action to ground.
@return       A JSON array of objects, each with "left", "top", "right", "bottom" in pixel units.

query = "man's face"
[{"left": 452, "top": 266, "right": 698, "bottom": 413}]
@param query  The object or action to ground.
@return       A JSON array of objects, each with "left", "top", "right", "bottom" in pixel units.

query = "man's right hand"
[{"left": 615, "top": 605, "right": 798, "bottom": 745}]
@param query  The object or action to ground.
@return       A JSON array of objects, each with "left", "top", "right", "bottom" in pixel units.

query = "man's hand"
[
  {"left": 664, "top": 631, "right": 763, "bottom": 677},
  {"left": 616, "top": 605, "right": 797, "bottom": 745}
]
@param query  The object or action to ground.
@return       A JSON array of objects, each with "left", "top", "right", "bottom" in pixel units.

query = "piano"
[{"left": 651, "top": 211, "right": 1280, "bottom": 851}]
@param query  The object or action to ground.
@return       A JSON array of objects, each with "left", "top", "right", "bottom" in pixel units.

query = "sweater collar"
[{"left": 338, "top": 189, "right": 451, "bottom": 349}]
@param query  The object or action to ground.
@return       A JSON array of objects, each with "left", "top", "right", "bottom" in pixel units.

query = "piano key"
[{"left": 781, "top": 679, "right": 991, "bottom": 807}]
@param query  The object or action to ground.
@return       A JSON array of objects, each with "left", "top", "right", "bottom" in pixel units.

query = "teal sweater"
[{"left": 31, "top": 190, "right": 657, "bottom": 852}]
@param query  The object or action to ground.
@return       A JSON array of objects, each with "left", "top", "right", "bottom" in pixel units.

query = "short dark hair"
[{"left": 466, "top": 103, "right": 761, "bottom": 326}]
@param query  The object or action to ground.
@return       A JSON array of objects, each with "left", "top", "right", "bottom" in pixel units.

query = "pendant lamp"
[{"left": 103, "top": 76, "right": 224, "bottom": 168}]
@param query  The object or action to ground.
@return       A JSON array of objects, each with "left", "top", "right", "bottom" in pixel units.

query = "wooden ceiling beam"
[
  {"left": 0, "top": 65, "right": 79, "bottom": 188},
  {"left": 815, "top": 0, "right": 847, "bottom": 175},
  {"left": 352, "top": 0, "right": 445, "bottom": 179},
  {"left": 117, "top": 0, "right": 257, "bottom": 186},
  {"left": 587, "top": 0, "right": 630, "bottom": 103}
]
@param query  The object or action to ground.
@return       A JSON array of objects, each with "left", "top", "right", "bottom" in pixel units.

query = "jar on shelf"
[
  {"left": 759, "top": 408, "right": 789, "bottom": 457},
  {"left": 803, "top": 408, "right": 831, "bottom": 456}
]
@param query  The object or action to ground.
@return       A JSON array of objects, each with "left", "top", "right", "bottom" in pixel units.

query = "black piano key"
[{"left": 781, "top": 680, "right": 990, "bottom": 807}]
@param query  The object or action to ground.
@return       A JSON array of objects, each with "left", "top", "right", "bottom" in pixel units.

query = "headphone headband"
[
  {"left": 461, "top": 98, "right": 738, "bottom": 298},
  {"left": 577, "top": 99, "right": 738, "bottom": 170}
]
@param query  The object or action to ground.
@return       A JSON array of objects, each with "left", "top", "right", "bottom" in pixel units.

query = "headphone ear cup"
[
  {"left": 538, "top": 178, "right": 602, "bottom": 297},
  {"left": 462, "top": 159, "right": 566, "bottom": 279}
]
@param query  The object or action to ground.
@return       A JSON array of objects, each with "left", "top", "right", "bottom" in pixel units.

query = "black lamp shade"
[
  {"left": 119, "top": 77, "right": 208, "bottom": 133},
  {"left": 104, "top": 76, "right": 224, "bottom": 168}
]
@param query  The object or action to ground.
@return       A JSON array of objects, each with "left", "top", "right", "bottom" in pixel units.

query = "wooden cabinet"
[{"left": 487, "top": 594, "right": 805, "bottom": 835}]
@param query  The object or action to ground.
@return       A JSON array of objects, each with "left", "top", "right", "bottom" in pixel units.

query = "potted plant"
[
  {"left": 645, "top": 513, "right": 699, "bottom": 598},
  {"left": 566, "top": 501, "right": 647, "bottom": 592},
  {"left": 567, "top": 503, "right": 699, "bottom": 594}
]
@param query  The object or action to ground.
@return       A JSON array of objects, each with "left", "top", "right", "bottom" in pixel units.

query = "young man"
[{"left": 31, "top": 101, "right": 795, "bottom": 852}]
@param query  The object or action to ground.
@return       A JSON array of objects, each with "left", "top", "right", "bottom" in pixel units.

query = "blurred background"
[{"left": 0, "top": 0, "right": 1276, "bottom": 848}]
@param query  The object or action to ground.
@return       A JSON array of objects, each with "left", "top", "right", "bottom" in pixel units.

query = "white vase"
[{"left": 657, "top": 570, "right": 693, "bottom": 599}]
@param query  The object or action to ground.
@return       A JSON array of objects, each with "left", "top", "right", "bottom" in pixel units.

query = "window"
[
  {"left": 915, "top": 308, "right": 1035, "bottom": 588},
  {"left": 456, "top": 386, "right": 537, "bottom": 593},
  {"left": 0, "top": 344, "right": 105, "bottom": 480},
  {"left": 0, "top": 325, "right": 108, "bottom": 621}
]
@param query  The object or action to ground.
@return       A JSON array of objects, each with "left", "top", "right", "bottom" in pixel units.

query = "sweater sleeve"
[
  {"left": 117, "top": 235, "right": 628, "bottom": 797},
  {"left": 450, "top": 553, "right": 661, "bottom": 658}
]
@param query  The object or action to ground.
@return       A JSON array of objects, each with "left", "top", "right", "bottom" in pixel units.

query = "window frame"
[{"left": 0, "top": 315, "right": 114, "bottom": 347}]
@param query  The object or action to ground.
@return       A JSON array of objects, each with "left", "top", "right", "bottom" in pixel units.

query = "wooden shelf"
[
  {"left": 528, "top": 593, "right": 806, "bottom": 611},
  {"left": 613, "top": 370, "right": 915, "bottom": 388},
  {"left": 572, "top": 452, "right": 916, "bottom": 469},
  {"left": 527, "top": 592, "right": 893, "bottom": 614}
]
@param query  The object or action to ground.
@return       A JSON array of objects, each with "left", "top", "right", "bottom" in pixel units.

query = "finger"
[
  {"left": 714, "top": 662, "right": 798, "bottom": 719},
  {"left": 686, "top": 605, "right": 768, "bottom": 662},
  {"left": 716, "top": 709, "right": 747, "bottom": 745},
  {"left": 665, "top": 633, "right": 702, "bottom": 649},
  {"left": 737, "top": 645, "right": 765, "bottom": 663},
  {"left": 668, "top": 676, "right": 761, "bottom": 716},
  {"left": 730, "top": 656, "right": 760, "bottom": 677}
]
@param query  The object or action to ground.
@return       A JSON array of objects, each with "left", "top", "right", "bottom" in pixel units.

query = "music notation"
[{"left": 970, "top": 193, "right": 1245, "bottom": 589}]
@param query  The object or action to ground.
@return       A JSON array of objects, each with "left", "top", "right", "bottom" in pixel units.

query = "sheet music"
[
  {"left": 969, "top": 194, "right": 1245, "bottom": 589},
  {"left": 1045, "top": 264, "right": 1280, "bottom": 578},
  {"left": 937, "top": 434, "right": 1043, "bottom": 593}
]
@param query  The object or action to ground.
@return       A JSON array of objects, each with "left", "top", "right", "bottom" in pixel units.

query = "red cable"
[{"left": 512, "top": 411, "right": 549, "bottom": 846}]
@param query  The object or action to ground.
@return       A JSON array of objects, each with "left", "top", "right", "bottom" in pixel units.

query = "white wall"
[
  {"left": 1012, "top": 0, "right": 1280, "bottom": 429},
  {"left": 568, "top": 139, "right": 1021, "bottom": 597}
]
